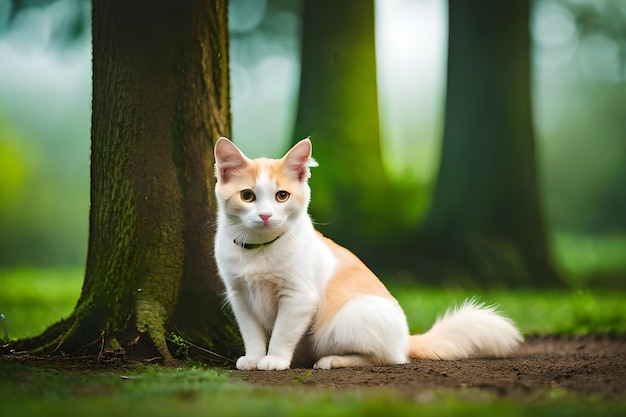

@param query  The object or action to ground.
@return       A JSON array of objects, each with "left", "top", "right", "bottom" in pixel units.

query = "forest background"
[{"left": 0, "top": 0, "right": 625, "bottom": 297}]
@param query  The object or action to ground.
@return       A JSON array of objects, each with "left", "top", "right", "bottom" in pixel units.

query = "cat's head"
[{"left": 214, "top": 138, "right": 318, "bottom": 237}]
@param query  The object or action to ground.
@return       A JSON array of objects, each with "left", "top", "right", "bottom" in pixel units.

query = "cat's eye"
[
  {"left": 275, "top": 190, "right": 290, "bottom": 202},
  {"left": 240, "top": 189, "right": 256, "bottom": 202}
]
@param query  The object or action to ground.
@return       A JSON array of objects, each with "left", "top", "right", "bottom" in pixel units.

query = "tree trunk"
[
  {"left": 6, "top": 0, "right": 242, "bottom": 362},
  {"left": 293, "top": 0, "right": 404, "bottom": 265},
  {"left": 417, "top": 0, "right": 561, "bottom": 287}
]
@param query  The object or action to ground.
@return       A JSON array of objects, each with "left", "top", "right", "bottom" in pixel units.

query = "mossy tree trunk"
[
  {"left": 7, "top": 0, "right": 241, "bottom": 362},
  {"left": 415, "top": 0, "right": 562, "bottom": 287},
  {"left": 293, "top": 0, "right": 403, "bottom": 266}
]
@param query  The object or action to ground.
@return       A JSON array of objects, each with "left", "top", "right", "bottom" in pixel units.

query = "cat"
[{"left": 213, "top": 137, "right": 523, "bottom": 370}]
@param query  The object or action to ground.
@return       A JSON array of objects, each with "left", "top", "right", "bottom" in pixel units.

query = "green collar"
[{"left": 234, "top": 233, "right": 283, "bottom": 250}]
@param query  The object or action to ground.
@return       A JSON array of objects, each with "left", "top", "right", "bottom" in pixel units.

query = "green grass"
[
  {"left": 392, "top": 286, "right": 626, "bottom": 336},
  {"left": 1, "top": 267, "right": 626, "bottom": 416},
  {"left": 0, "top": 267, "right": 83, "bottom": 340},
  {"left": 1, "top": 361, "right": 624, "bottom": 417},
  {"left": 1, "top": 267, "right": 625, "bottom": 342}
]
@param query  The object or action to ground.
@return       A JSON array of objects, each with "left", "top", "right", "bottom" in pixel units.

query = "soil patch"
[
  {"left": 229, "top": 335, "right": 626, "bottom": 398},
  {"left": 3, "top": 335, "right": 624, "bottom": 400}
]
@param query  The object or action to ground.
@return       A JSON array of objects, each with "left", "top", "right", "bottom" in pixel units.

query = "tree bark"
[
  {"left": 417, "top": 0, "right": 562, "bottom": 287},
  {"left": 293, "top": 0, "right": 404, "bottom": 264},
  {"left": 6, "top": 0, "right": 242, "bottom": 362}
]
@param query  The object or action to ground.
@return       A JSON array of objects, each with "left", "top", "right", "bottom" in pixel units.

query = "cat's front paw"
[
  {"left": 256, "top": 355, "right": 291, "bottom": 370},
  {"left": 236, "top": 356, "right": 261, "bottom": 370}
]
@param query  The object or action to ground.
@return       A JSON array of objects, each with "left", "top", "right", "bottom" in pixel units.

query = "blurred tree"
[
  {"left": 415, "top": 0, "right": 562, "bottom": 287},
  {"left": 293, "top": 0, "right": 405, "bottom": 264},
  {"left": 7, "top": 0, "right": 241, "bottom": 362}
]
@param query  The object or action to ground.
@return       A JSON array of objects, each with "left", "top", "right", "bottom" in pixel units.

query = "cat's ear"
[
  {"left": 283, "top": 138, "right": 318, "bottom": 182},
  {"left": 214, "top": 137, "right": 249, "bottom": 183}
]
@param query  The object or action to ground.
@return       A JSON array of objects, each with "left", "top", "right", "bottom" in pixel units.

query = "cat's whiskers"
[
  {"left": 235, "top": 226, "right": 250, "bottom": 245},
  {"left": 227, "top": 221, "right": 248, "bottom": 240},
  {"left": 234, "top": 227, "right": 249, "bottom": 268},
  {"left": 229, "top": 224, "right": 250, "bottom": 265}
]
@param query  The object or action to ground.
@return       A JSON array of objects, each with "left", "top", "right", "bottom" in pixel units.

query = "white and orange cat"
[{"left": 213, "top": 137, "right": 523, "bottom": 370}]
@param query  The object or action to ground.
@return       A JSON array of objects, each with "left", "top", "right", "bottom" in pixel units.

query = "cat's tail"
[{"left": 408, "top": 298, "right": 523, "bottom": 360}]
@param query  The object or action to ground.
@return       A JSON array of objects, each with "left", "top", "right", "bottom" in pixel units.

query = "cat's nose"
[{"left": 259, "top": 213, "right": 272, "bottom": 225}]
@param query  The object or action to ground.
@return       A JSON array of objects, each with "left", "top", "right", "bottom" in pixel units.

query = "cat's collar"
[{"left": 234, "top": 233, "right": 284, "bottom": 250}]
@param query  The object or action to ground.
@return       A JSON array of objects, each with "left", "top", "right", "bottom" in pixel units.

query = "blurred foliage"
[
  {"left": 4, "top": 0, "right": 89, "bottom": 45},
  {"left": 0, "top": 116, "right": 88, "bottom": 266},
  {"left": 552, "top": 234, "right": 626, "bottom": 288},
  {"left": 0, "top": 121, "right": 28, "bottom": 208}
]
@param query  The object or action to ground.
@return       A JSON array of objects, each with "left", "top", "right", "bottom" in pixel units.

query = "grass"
[
  {"left": 1, "top": 266, "right": 626, "bottom": 416},
  {"left": 1, "top": 361, "right": 625, "bottom": 417},
  {"left": 392, "top": 286, "right": 626, "bottom": 336},
  {"left": 0, "top": 267, "right": 82, "bottom": 340},
  {"left": 1, "top": 266, "right": 626, "bottom": 341}
]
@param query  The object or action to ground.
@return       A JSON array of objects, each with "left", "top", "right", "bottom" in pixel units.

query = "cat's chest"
[
  {"left": 236, "top": 262, "right": 295, "bottom": 303},
  {"left": 243, "top": 278, "right": 281, "bottom": 330},
  {"left": 227, "top": 268, "right": 300, "bottom": 332},
  {"left": 230, "top": 255, "right": 312, "bottom": 331},
  {"left": 238, "top": 251, "right": 285, "bottom": 277}
]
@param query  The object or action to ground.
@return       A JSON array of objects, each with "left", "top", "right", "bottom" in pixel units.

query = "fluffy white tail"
[{"left": 409, "top": 298, "right": 523, "bottom": 360}]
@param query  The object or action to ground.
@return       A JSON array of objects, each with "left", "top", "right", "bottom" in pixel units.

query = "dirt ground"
[
  {"left": 229, "top": 335, "right": 626, "bottom": 399},
  {"left": 3, "top": 335, "right": 624, "bottom": 400}
]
